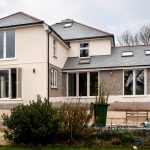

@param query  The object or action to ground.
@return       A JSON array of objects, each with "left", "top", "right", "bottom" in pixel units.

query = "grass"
[{"left": 0, "top": 146, "right": 150, "bottom": 150}]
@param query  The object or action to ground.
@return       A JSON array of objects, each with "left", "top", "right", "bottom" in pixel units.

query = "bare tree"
[
  {"left": 139, "top": 24, "right": 150, "bottom": 44},
  {"left": 117, "top": 30, "right": 135, "bottom": 46},
  {"left": 117, "top": 24, "right": 150, "bottom": 46}
]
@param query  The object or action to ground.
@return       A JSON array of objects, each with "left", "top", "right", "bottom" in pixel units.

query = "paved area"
[{"left": 0, "top": 132, "right": 11, "bottom": 145}]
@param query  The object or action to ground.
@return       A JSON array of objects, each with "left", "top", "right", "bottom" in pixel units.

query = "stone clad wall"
[{"left": 100, "top": 70, "right": 123, "bottom": 95}]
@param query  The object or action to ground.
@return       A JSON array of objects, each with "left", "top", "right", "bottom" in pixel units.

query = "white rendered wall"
[
  {"left": 49, "top": 35, "right": 68, "bottom": 69},
  {"left": 0, "top": 25, "right": 48, "bottom": 104},
  {"left": 67, "top": 39, "right": 112, "bottom": 57}
]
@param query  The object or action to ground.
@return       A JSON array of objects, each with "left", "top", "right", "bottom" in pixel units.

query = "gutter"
[{"left": 43, "top": 24, "right": 52, "bottom": 104}]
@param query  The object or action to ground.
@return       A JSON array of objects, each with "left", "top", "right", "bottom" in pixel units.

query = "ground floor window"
[
  {"left": 124, "top": 69, "right": 146, "bottom": 95},
  {"left": 0, "top": 68, "right": 21, "bottom": 99},
  {"left": 68, "top": 72, "right": 98, "bottom": 97},
  {"left": 51, "top": 69, "right": 57, "bottom": 88}
]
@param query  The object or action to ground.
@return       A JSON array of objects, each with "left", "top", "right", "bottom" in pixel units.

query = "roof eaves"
[
  {"left": 64, "top": 35, "right": 115, "bottom": 42},
  {"left": 48, "top": 25, "right": 70, "bottom": 48},
  {"left": 63, "top": 64, "right": 150, "bottom": 71},
  {"left": 0, "top": 21, "right": 44, "bottom": 29}
]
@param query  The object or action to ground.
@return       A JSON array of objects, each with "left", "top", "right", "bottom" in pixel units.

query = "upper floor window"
[
  {"left": 80, "top": 43, "right": 89, "bottom": 58},
  {"left": 124, "top": 69, "right": 146, "bottom": 95},
  {"left": 0, "top": 31, "right": 15, "bottom": 59},
  {"left": 53, "top": 39, "right": 57, "bottom": 58},
  {"left": 51, "top": 69, "right": 57, "bottom": 88}
]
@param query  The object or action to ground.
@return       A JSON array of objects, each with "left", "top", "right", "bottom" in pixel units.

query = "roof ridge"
[
  {"left": 0, "top": 11, "right": 44, "bottom": 23},
  {"left": 74, "top": 21, "right": 114, "bottom": 36}
]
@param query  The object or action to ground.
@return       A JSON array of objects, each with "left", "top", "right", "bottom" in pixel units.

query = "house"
[{"left": 0, "top": 12, "right": 150, "bottom": 124}]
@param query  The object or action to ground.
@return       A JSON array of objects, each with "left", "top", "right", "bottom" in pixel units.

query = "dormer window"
[
  {"left": 121, "top": 51, "right": 133, "bottom": 57},
  {"left": 80, "top": 43, "right": 89, "bottom": 58}
]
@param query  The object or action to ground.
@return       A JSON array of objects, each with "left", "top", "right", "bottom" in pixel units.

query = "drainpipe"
[{"left": 43, "top": 24, "right": 52, "bottom": 104}]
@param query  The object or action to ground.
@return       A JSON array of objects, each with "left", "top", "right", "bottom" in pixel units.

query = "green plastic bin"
[{"left": 92, "top": 103, "right": 109, "bottom": 127}]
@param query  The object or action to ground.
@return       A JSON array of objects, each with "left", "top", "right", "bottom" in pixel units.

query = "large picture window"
[
  {"left": 68, "top": 73, "right": 76, "bottom": 96},
  {"left": 68, "top": 72, "right": 98, "bottom": 97},
  {"left": 0, "top": 31, "right": 15, "bottom": 59},
  {"left": 0, "top": 68, "right": 21, "bottom": 99},
  {"left": 79, "top": 73, "right": 87, "bottom": 96},
  {"left": 124, "top": 69, "right": 145, "bottom": 95}
]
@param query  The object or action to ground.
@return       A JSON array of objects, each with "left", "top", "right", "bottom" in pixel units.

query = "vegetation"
[
  {"left": 2, "top": 96, "right": 150, "bottom": 148},
  {"left": 2, "top": 96, "right": 59, "bottom": 145},
  {"left": 117, "top": 24, "right": 150, "bottom": 46},
  {"left": 0, "top": 146, "right": 150, "bottom": 150},
  {"left": 59, "top": 102, "right": 92, "bottom": 141},
  {"left": 95, "top": 82, "right": 110, "bottom": 104}
]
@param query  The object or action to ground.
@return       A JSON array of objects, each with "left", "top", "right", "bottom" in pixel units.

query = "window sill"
[
  {"left": 67, "top": 96, "right": 97, "bottom": 99},
  {"left": 79, "top": 56, "right": 90, "bottom": 59},
  {"left": 0, "top": 58, "right": 17, "bottom": 61},
  {"left": 0, "top": 98, "right": 22, "bottom": 101},
  {"left": 122, "top": 95, "right": 148, "bottom": 98},
  {"left": 51, "top": 87, "right": 58, "bottom": 89}
]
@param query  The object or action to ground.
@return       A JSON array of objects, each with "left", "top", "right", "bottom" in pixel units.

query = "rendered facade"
[{"left": 0, "top": 12, "right": 150, "bottom": 122}]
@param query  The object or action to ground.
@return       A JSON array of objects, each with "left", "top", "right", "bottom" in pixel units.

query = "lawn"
[{"left": 0, "top": 146, "right": 149, "bottom": 150}]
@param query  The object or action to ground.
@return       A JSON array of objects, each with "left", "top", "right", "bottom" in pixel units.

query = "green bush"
[
  {"left": 58, "top": 102, "right": 92, "bottom": 141},
  {"left": 98, "top": 130, "right": 137, "bottom": 144},
  {"left": 2, "top": 96, "right": 59, "bottom": 145}
]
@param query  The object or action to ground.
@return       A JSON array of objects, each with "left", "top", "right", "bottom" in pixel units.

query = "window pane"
[
  {"left": 124, "top": 70, "right": 133, "bottom": 95},
  {"left": 11, "top": 68, "right": 16, "bottom": 98},
  {"left": 6, "top": 31, "right": 15, "bottom": 58},
  {"left": 0, "top": 32, "right": 3, "bottom": 59},
  {"left": 0, "top": 70, "right": 9, "bottom": 98},
  {"left": 17, "top": 68, "right": 22, "bottom": 98},
  {"left": 68, "top": 73, "right": 76, "bottom": 96},
  {"left": 79, "top": 73, "right": 87, "bottom": 96},
  {"left": 90, "top": 72, "right": 98, "bottom": 96},
  {"left": 136, "top": 70, "right": 144, "bottom": 95},
  {"left": 80, "top": 49, "right": 89, "bottom": 57},
  {"left": 80, "top": 43, "right": 88, "bottom": 48}
]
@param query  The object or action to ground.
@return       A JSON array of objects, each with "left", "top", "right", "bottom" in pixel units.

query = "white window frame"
[
  {"left": 0, "top": 31, "right": 16, "bottom": 60},
  {"left": 123, "top": 69, "right": 147, "bottom": 96},
  {"left": 0, "top": 68, "right": 21, "bottom": 100},
  {"left": 79, "top": 42, "right": 90, "bottom": 58},
  {"left": 53, "top": 39, "right": 57, "bottom": 58},
  {"left": 67, "top": 71, "right": 99, "bottom": 98},
  {"left": 51, "top": 69, "right": 57, "bottom": 88}
]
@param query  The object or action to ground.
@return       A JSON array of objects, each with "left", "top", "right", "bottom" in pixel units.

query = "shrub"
[
  {"left": 98, "top": 130, "right": 137, "bottom": 145},
  {"left": 58, "top": 102, "right": 92, "bottom": 141},
  {"left": 2, "top": 96, "right": 59, "bottom": 145}
]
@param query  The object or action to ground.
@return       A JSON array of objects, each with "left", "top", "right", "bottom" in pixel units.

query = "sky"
[{"left": 0, "top": 0, "right": 150, "bottom": 38}]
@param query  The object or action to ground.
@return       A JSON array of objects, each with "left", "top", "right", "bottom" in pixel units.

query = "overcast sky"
[{"left": 0, "top": 0, "right": 150, "bottom": 38}]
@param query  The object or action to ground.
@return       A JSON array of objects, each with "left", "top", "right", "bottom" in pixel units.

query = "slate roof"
[
  {"left": 51, "top": 20, "right": 114, "bottom": 41},
  {"left": 0, "top": 12, "right": 44, "bottom": 28},
  {"left": 63, "top": 45, "right": 150, "bottom": 70}
]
